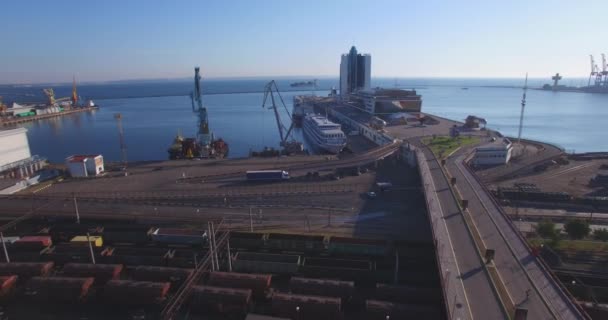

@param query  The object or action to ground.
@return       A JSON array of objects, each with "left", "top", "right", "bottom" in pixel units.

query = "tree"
[
  {"left": 535, "top": 219, "right": 557, "bottom": 239},
  {"left": 564, "top": 219, "right": 591, "bottom": 240},
  {"left": 593, "top": 228, "right": 608, "bottom": 242}
]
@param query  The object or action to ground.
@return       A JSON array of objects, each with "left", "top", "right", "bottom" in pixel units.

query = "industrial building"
[
  {"left": 65, "top": 155, "right": 105, "bottom": 177},
  {"left": 349, "top": 88, "right": 422, "bottom": 114},
  {"left": 0, "top": 128, "right": 46, "bottom": 179},
  {"left": 339, "top": 46, "right": 371, "bottom": 97},
  {"left": 472, "top": 138, "right": 513, "bottom": 166}
]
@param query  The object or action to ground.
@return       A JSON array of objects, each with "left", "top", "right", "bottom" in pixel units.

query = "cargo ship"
[
  {"left": 302, "top": 114, "right": 346, "bottom": 154},
  {"left": 290, "top": 80, "right": 315, "bottom": 87}
]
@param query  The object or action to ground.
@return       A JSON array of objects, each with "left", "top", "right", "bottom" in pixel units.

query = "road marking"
[{"left": 454, "top": 156, "right": 569, "bottom": 320}]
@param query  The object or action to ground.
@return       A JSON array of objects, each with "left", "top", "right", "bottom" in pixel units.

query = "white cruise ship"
[{"left": 302, "top": 114, "right": 347, "bottom": 154}]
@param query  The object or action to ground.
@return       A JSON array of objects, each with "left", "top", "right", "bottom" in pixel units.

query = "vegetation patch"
[{"left": 422, "top": 136, "right": 480, "bottom": 159}]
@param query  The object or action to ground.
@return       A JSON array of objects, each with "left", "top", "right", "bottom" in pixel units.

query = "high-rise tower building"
[{"left": 339, "top": 46, "right": 371, "bottom": 97}]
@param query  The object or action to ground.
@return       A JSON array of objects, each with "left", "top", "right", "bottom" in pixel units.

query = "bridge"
[{"left": 412, "top": 141, "right": 588, "bottom": 319}]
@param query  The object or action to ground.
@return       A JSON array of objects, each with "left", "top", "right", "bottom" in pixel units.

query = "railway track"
[{"left": 178, "top": 141, "right": 401, "bottom": 183}]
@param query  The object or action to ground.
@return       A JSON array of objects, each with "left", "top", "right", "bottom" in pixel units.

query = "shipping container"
[
  {"left": 272, "top": 292, "right": 342, "bottom": 320},
  {"left": 246, "top": 170, "right": 290, "bottom": 182},
  {"left": 0, "top": 275, "right": 17, "bottom": 296},
  {"left": 1, "top": 236, "right": 20, "bottom": 245},
  {"left": 102, "top": 226, "right": 153, "bottom": 244},
  {"left": 49, "top": 225, "right": 100, "bottom": 243},
  {"left": 328, "top": 237, "right": 388, "bottom": 257},
  {"left": 151, "top": 228, "right": 207, "bottom": 246},
  {"left": 266, "top": 233, "right": 325, "bottom": 252},
  {"left": 12, "top": 236, "right": 52, "bottom": 250},
  {"left": 234, "top": 252, "right": 300, "bottom": 274},
  {"left": 0, "top": 262, "right": 54, "bottom": 278},
  {"left": 103, "top": 280, "right": 171, "bottom": 305},
  {"left": 189, "top": 285, "right": 252, "bottom": 314},
  {"left": 132, "top": 266, "right": 193, "bottom": 286},
  {"left": 101, "top": 246, "right": 171, "bottom": 266},
  {"left": 207, "top": 271, "right": 272, "bottom": 299},
  {"left": 290, "top": 277, "right": 354, "bottom": 299},
  {"left": 25, "top": 276, "right": 94, "bottom": 303},
  {"left": 365, "top": 299, "right": 442, "bottom": 320},
  {"left": 61, "top": 263, "right": 123, "bottom": 284},
  {"left": 0, "top": 247, "right": 45, "bottom": 263},
  {"left": 301, "top": 258, "right": 373, "bottom": 280},
  {"left": 41, "top": 243, "right": 103, "bottom": 265},
  {"left": 70, "top": 235, "right": 103, "bottom": 247},
  {"left": 230, "top": 232, "right": 266, "bottom": 250}
]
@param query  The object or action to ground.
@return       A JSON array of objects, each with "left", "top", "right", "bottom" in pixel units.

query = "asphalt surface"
[
  {"left": 449, "top": 151, "right": 586, "bottom": 320},
  {"left": 418, "top": 144, "right": 505, "bottom": 319}
]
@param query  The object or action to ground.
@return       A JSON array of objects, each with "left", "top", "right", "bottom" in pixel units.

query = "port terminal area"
[{"left": 0, "top": 96, "right": 573, "bottom": 319}]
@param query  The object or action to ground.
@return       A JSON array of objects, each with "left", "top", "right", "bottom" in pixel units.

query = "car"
[{"left": 366, "top": 191, "right": 377, "bottom": 199}]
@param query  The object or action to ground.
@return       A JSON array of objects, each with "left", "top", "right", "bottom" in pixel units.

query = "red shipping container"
[
  {"left": 25, "top": 276, "right": 94, "bottom": 303},
  {"left": 0, "top": 262, "right": 54, "bottom": 278},
  {"left": 0, "top": 275, "right": 18, "bottom": 296},
  {"left": 13, "top": 236, "right": 52, "bottom": 250},
  {"left": 62, "top": 263, "right": 123, "bottom": 284},
  {"left": 207, "top": 271, "right": 271, "bottom": 298},
  {"left": 103, "top": 280, "right": 171, "bottom": 305}
]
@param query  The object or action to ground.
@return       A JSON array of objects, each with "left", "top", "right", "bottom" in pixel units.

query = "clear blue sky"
[{"left": 1, "top": 0, "right": 606, "bottom": 84}]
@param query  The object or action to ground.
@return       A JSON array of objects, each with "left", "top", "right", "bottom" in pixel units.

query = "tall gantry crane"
[
  {"left": 190, "top": 67, "right": 213, "bottom": 152},
  {"left": 601, "top": 54, "right": 608, "bottom": 87},
  {"left": 262, "top": 80, "right": 303, "bottom": 154}
]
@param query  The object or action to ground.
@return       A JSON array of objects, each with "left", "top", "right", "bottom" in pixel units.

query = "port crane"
[{"left": 262, "top": 80, "right": 303, "bottom": 154}]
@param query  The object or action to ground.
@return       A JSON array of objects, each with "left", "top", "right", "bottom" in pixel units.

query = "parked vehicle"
[{"left": 246, "top": 170, "right": 290, "bottom": 182}]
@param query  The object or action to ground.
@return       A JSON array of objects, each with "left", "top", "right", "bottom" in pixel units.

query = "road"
[
  {"left": 417, "top": 145, "right": 505, "bottom": 319},
  {"left": 448, "top": 150, "right": 586, "bottom": 320}
]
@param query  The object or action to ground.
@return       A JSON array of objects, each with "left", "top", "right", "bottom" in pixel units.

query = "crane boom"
[
  {"left": 261, "top": 81, "right": 302, "bottom": 153},
  {"left": 517, "top": 73, "right": 528, "bottom": 145}
]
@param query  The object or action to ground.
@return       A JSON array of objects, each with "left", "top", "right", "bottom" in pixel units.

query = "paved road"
[
  {"left": 418, "top": 145, "right": 505, "bottom": 319},
  {"left": 448, "top": 152, "right": 586, "bottom": 320}
]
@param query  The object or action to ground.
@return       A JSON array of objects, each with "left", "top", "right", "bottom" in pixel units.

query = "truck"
[{"left": 246, "top": 170, "right": 290, "bottom": 182}]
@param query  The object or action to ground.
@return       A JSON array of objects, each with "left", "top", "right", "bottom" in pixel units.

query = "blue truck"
[{"left": 246, "top": 170, "right": 290, "bottom": 182}]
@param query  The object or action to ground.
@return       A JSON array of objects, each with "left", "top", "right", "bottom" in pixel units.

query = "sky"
[{"left": 1, "top": 0, "right": 607, "bottom": 84}]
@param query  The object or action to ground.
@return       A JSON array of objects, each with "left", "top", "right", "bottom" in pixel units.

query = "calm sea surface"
[{"left": 2, "top": 78, "right": 606, "bottom": 162}]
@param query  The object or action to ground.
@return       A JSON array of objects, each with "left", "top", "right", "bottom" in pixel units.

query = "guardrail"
[
  {"left": 462, "top": 157, "right": 590, "bottom": 319},
  {"left": 415, "top": 146, "right": 471, "bottom": 320}
]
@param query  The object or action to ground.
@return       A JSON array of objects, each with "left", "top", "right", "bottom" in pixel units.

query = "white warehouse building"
[
  {"left": 472, "top": 138, "right": 513, "bottom": 166},
  {"left": 0, "top": 128, "right": 46, "bottom": 179},
  {"left": 65, "top": 155, "right": 105, "bottom": 177}
]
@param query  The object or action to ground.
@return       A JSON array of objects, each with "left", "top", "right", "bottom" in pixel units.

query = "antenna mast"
[
  {"left": 114, "top": 113, "right": 128, "bottom": 171},
  {"left": 517, "top": 74, "right": 528, "bottom": 145}
]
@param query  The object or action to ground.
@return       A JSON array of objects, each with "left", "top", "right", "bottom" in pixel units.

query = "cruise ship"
[{"left": 302, "top": 114, "right": 347, "bottom": 154}]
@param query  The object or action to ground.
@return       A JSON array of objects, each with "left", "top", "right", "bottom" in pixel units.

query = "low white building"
[
  {"left": 65, "top": 154, "right": 104, "bottom": 177},
  {"left": 473, "top": 138, "right": 513, "bottom": 166}
]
